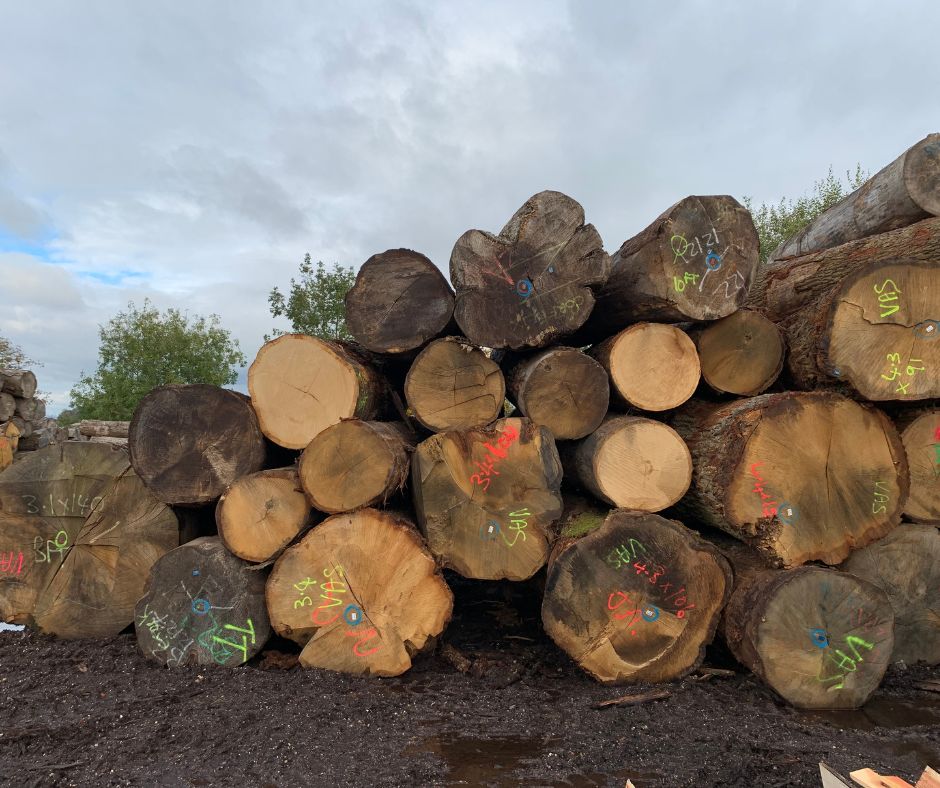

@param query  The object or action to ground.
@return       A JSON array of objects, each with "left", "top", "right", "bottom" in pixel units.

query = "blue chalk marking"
[
  {"left": 809, "top": 628, "right": 829, "bottom": 649},
  {"left": 191, "top": 598, "right": 211, "bottom": 615},
  {"left": 344, "top": 604, "right": 363, "bottom": 626},
  {"left": 777, "top": 502, "right": 799, "bottom": 525},
  {"left": 516, "top": 278, "right": 533, "bottom": 299},
  {"left": 192, "top": 569, "right": 200, "bottom": 576},
  {"left": 642, "top": 606, "right": 660, "bottom": 622},
  {"left": 914, "top": 320, "right": 939, "bottom": 340},
  {"left": 705, "top": 251, "right": 722, "bottom": 271}
]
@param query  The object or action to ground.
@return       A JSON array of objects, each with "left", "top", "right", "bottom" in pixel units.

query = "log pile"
[
  {"left": 0, "top": 368, "right": 62, "bottom": 467},
  {"left": 1, "top": 140, "right": 937, "bottom": 708}
]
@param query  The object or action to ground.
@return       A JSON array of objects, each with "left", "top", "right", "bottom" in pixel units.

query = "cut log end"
[
  {"left": 898, "top": 409, "right": 940, "bottom": 523},
  {"left": 694, "top": 309, "right": 785, "bottom": 396}
]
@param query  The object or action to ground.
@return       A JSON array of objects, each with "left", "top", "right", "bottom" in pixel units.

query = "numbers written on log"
[
  {"left": 543, "top": 510, "right": 731, "bottom": 684},
  {"left": 896, "top": 409, "right": 940, "bottom": 524},
  {"left": 672, "top": 392, "right": 908, "bottom": 567},
  {"left": 450, "top": 190, "right": 610, "bottom": 350},
  {"left": 412, "top": 418, "right": 563, "bottom": 581},
  {"left": 266, "top": 509, "right": 453, "bottom": 677},
  {"left": 136, "top": 537, "right": 271, "bottom": 667}
]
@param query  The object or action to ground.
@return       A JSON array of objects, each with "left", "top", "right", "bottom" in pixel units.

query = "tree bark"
[
  {"left": 590, "top": 323, "right": 700, "bottom": 411},
  {"left": 135, "top": 536, "right": 271, "bottom": 666},
  {"left": 0, "top": 443, "right": 178, "bottom": 637},
  {"left": 566, "top": 416, "right": 692, "bottom": 512},
  {"left": 841, "top": 523, "right": 940, "bottom": 666},
  {"left": 894, "top": 408, "right": 940, "bottom": 524},
  {"left": 722, "top": 546, "right": 895, "bottom": 709},
  {"left": 216, "top": 467, "right": 314, "bottom": 563},
  {"left": 450, "top": 190, "right": 610, "bottom": 350},
  {"left": 671, "top": 392, "right": 909, "bottom": 567},
  {"left": 690, "top": 309, "right": 785, "bottom": 396},
  {"left": 248, "top": 334, "right": 385, "bottom": 450},
  {"left": 345, "top": 248, "right": 455, "bottom": 354},
  {"left": 411, "top": 417, "right": 563, "bottom": 581},
  {"left": 0, "top": 369, "right": 37, "bottom": 399},
  {"left": 508, "top": 347, "right": 609, "bottom": 440},
  {"left": 78, "top": 420, "right": 130, "bottom": 438},
  {"left": 266, "top": 508, "right": 453, "bottom": 677},
  {"left": 771, "top": 134, "right": 940, "bottom": 260},
  {"left": 404, "top": 337, "right": 505, "bottom": 432},
  {"left": 129, "top": 385, "right": 267, "bottom": 506},
  {"left": 299, "top": 420, "right": 414, "bottom": 513},
  {"left": 542, "top": 509, "right": 731, "bottom": 684}
]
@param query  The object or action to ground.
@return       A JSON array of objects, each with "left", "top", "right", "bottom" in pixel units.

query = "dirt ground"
[{"left": 0, "top": 575, "right": 937, "bottom": 788}]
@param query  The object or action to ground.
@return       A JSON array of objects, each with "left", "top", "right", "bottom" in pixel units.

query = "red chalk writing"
[
  {"left": 310, "top": 565, "right": 383, "bottom": 659},
  {"left": 469, "top": 424, "right": 520, "bottom": 492},
  {"left": 749, "top": 462, "right": 782, "bottom": 518},
  {"left": 0, "top": 551, "right": 24, "bottom": 576},
  {"left": 605, "top": 539, "right": 695, "bottom": 617}
]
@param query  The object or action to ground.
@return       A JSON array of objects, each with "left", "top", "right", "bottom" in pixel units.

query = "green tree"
[
  {"left": 69, "top": 300, "right": 246, "bottom": 420},
  {"left": 744, "top": 165, "right": 868, "bottom": 262},
  {"left": 267, "top": 254, "right": 355, "bottom": 340},
  {"left": 0, "top": 336, "right": 38, "bottom": 369}
]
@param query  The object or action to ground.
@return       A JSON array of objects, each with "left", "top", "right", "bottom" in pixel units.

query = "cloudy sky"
[{"left": 1, "top": 1, "right": 938, "bottom": 413}]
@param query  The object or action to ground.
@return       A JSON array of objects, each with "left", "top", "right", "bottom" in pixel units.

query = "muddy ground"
[{"left": 0, "top": 576, "right": 937, "bottom": 788}]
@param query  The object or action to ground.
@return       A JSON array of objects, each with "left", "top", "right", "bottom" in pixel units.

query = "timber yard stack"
[
  {"left": 0, "top": 368, "right": 61, "bottom": 470},
  {"left": 1, "top": 134, "right": 938, "bottom": 710}
]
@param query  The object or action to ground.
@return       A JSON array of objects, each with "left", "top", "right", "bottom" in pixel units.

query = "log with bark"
[
  {"left": 78, "top": 420, "right": 130, "bottom": 439},
  {"left": 345, "top": 248, "right": 455, "bottom": 354},
  {"left": 216, "top": 468, "right": 314, "bottom": 563},
  {"left": 0, "top": 369, "right": 37, "bottom": 399},
  {"left": 772, "top": 134, "right": 940, "bottom": 260},
  {"left": 841, "top": 523, "right": 940, "bottom": 666},
  {"left": 412, "top": 417, "right": 563, "bottom": 580},
  {"left": 895, "top": 408, "right": 940, "bottom": 524},
  {"left": 566, "top": 416, "right": 692, "bottom": 512},
  {"left": 749, "top": 217, "right": 940, "bottom": 400},
  {"left": 404, "top": 337, "right": 505, "bottom": 431},
  {"left": 542, "top": 507, "right": 731, "bottom": 684},
  {"left": 299, "top": 420, "right": 414, "bottom": 513},
  {"left": 691, "top": 309, "right": 785, "bottom": 396},
  {"left": 129, "top": 384, "right": 267, "bottom": 506},
  {"left": 450, "top": 190, "right": 610, "bottom": 350},
  {"left": 0, "top": 393, "right": 14, "bottom": 422},
  {"left": 585, "top": 195, "right": 759, "bottom": 335},
  {"left": 266, "top": 508, "right": 453, "bottom": 676},
  {"left": 0, "top": 443, "right": 178, "bottom": 637},
  {"left": 248, "top": 333, "right": 385, "bottom": 450},
  {"left": 672, "top": 392, "right": 908, "bottom": 567},
  {"left": 508, "top": 347, "right": 609, "bottom": 440},
  {"left": 14, "top": 397, "right": 44, "bottom": 422},
  {"left": 135, "top": 536, "right": 271, "bottom": 666},
  {"left": 590, "top": 323, "right": 700, "bottom": 411},
  {"left": 722, "top": 547, "right": 895, "bottom": 709}
]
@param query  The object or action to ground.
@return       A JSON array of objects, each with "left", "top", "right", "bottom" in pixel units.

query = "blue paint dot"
[
  {"left": 809, "top": 628, "right": 829, "bottom": 649},
  {"left": 192, "top": 569, "right": 200, "bottom": 576},
  {"left": 642, "top": 606, "right": 660, "bottom": 622},
  {"left": 344, "top": 604, "right": 363, "bottom": 626},
  {"left": 191, "top": 598, "right": 211, "bottom": 615}
]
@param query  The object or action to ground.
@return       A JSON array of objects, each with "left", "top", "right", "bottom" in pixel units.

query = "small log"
[
  {"left": 690, "top": 309, "right": 785, "bottom": 396},
  {"left": 0, "top": 393, "right": 14, "bottom": 422},
  {"left": 672, "top": 392, "right": 909, "bottom": 567},
  {"left": 587, "top": 195, "right": 759, "bottom": 333},
  {"left": 266, "top": 508, "right": 453, "bottom": 677},
  {"left": 216, "top": 468, "right": 314, "bottom": 563},
  {"left": 895, "top": 408, "right": 940, "bottom": 524},
  {"left": 77, "top": 420, "right": 130, "bottom": 439},
  {"left": 772, "top": 134, "right": 940, "bottom": 260},
  {"left": 590, "top": 323, "right": 700, "bottom": 411},
  {"left": 450, "top": 190, "right": 610, "bottom": 350},
  {"left": 722, "top": 548, "right": 894, "bottom": 709},
  {"left": 0, "top": 369, "right": 37, "bottom": 399},
  {"left": 508, "top": 347, "right": 609, "bottom": 440},
  {"left": 412, "top": 417, "right": 563, "bottom": 580},
  {"left": 14, "top": 398, "right": 43, "bottom": 421},
  {"left": 135, "top": 536, "right": 271, "bottom": 666},
  {"left": 299, "top": 420, "right": 414, "bottom": 513},
  {"left": 542, "top": 509, "right": 731, "bottom": 684},
  {"left": 567, "top": 416, "right": 692, "bottom": 512},
  {"left": 129, "top": 385, "right": 267, "bottom": 506},
  {"left": 404, "top": 337, "right": 504, "bottom": 431},
  {"left": 345, "top": 248, "right": 455, "bottom": 354},
  {"left": 9, "top": 416, "right": 31, "bottom": 439},
  {"left": 0, "top": 443, "right": 178, "bottom": 637},
  {"left": 16, "top": 431, "right": 52, "bottom": 452},
  {"left": 841, "top": 523, "right": 940, "bottom": 665},
  {"left": 248, "top": 333, "right": 385, "bottom": 450}
]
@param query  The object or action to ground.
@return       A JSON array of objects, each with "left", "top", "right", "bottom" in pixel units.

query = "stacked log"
[{"left": 0, "top": 368, "right": 59, "bottom": 464}]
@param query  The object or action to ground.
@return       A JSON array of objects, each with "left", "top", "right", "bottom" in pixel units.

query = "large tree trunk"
[
  {"left": 749, "top": 218, "right": 940, "bottom": 401},
  {"left": 566, "top": 416, "right": 691, "bottom": 512},
  {"left": 0, "top": 369, "right": 37, "bottom": 399},
  {"left": 129, "top": 385, "right": 267, "bottom": 506},
  {"left": 542, "top": 507, "right": 731, "bottom": 684},
  {"left": 345, "top": 248, "right": 455, "bottom": 354},
  {"left": 450, "top": 190, "right": 610, "bottom": 350},
  {"left": 266, "top": 508, "right": 453, "bottom": 677},
  {"left": 404, "top": 337, "right": 505, "bottom": 432},
  {"left": 507, "top": 347, "right": 608, "bottom": 440},
  {"left": 248, "top": 334, "right": 386, "bottom": 450},
  {"left": 584, "top": 195, "right": 759, "bottom": 335},
  {"left": 772, "top": 134, "right": 940, "bottom": 260},
  {"left": 216, "top": 467, "right": 314, "bottom": 563},
  {"left": 671, "top": 392, "right": 908, "bottom": 567},
  {"left": 299, "top": 420, "right": 413, "bottom": 513},
  {"left": 135, "top": 536, "right": 271, "bottom": 666},
  {"left": 894, "top": 408, "right": 940, "bottom": 524},
  {"left": 0, "top": 443, "right": 178, "bottom": 637},
  {"left": 412, "top": 417, "right": 563, "bottom": 581},
  {"left": 841, "top": 523, "right": 940, "bottom": 666},
  {"left": 590, "top": 323, "right": 700, "bottom": 411},
  {"left": 722, "top": 546, "right": 895, "bottom": 709},
  {"left": 690, "top": 309, "right": 785, "bottom": 396}
]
